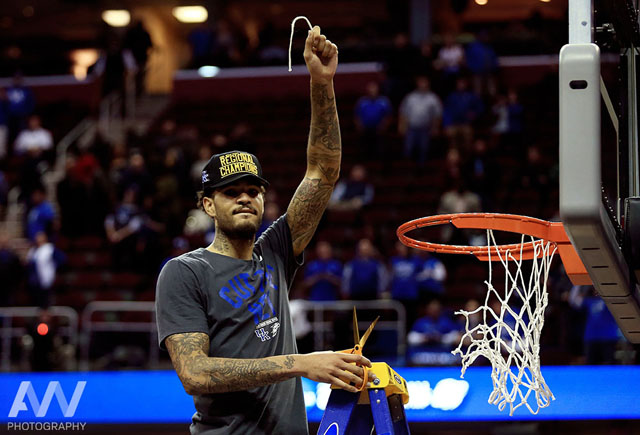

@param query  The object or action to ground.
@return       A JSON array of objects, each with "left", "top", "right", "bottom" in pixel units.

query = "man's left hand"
[{"left": 304, "top": 26, "right": 338, "bottom": 84}]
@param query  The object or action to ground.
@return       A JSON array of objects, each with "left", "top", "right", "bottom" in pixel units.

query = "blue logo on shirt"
[{"left": 218, "top": 266, "right": 278, "bottom": 325}]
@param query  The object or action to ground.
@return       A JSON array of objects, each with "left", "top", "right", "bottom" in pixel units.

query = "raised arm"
[
  {"left": 165, "top": 332, "right": 371, "bottom": 395},
  {"left": 287, "top": 26, "right": 341, "bottom": 256}
]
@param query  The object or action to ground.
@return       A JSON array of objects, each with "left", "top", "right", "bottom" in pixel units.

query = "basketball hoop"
[{"left": 397, "top": 213, "right": 589, "bottom": 415}]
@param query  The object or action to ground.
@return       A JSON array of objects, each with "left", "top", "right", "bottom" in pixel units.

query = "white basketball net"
[{"left": 452, "top": 230, "right": 556, "bottom": 415}]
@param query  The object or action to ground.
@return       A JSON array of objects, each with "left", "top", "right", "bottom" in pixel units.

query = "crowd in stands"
[{"left": 0, "top": 19, "right": 635, "bottom": 370}]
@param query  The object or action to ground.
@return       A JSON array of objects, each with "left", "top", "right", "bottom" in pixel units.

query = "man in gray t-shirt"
[
  {"left": 156, "top": 26, "right": 373, "bottom": 435},
  {"left": 399, "top": 75, "right": 443, "bottom": 164}
]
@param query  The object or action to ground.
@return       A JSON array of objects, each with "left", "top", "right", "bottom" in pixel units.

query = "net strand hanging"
[{"left": 451, "top": 230, "right": 556, "bottom": 416}]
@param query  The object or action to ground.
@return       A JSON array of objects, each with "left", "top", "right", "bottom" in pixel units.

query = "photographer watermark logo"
[{"left": 7, "top": 381, "right": 87, "bottom": 431}]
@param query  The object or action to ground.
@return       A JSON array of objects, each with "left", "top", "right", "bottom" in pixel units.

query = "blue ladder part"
[
  {"left": 368, "top": 388, "right": 410, "bottom": 435},
  {"left": 317, "top": 388, "right": 410, "bottom": 435}
]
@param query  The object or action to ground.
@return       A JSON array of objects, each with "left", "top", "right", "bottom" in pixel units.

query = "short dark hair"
[{"left": 196, "top": 189, "right": 213, "bottom": 212}]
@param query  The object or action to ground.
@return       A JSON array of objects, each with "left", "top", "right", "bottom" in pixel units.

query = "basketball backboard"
[{"left": 559, "top": 0, "right": 640, "bottom": 343}]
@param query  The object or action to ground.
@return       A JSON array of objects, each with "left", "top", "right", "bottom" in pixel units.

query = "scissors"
[{"left": 338, "top": 307, "right": 379, "bottom": 392}]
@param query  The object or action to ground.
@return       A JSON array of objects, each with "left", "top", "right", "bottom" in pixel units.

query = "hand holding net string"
[{"left": 288, "top": 16, "right": 313, "bottom": 71}]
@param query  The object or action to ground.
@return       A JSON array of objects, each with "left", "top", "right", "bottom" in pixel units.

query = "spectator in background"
[
  {"left": 416, "top": 251, "right": 447, "bottom": 300},
  {"left": 399, "top": 76, "right": 442, "bottom": 165},
  {"left": 493, "top": 90, "right": 525, "bottom": 154},
  {"left": 505, "top": 89, "right": 524, "bottom": 150},
  {"left": 105, "top": 186, "right": 144, "bottom": 270},
  {"left": 442, "top": 77, "right": 484, "bottom": 151},
  {"left": 465, "top": 30, "right": 498, "bottom": 98},
  {"left": 329, "top": 164, "right": 374, "bottom": 212},
  {"left": 354, "top": 81, "right": 392, "bottom": 161},
  {"left": 26, "top": 231, "right": 65, "bottom": 308},
  {"left": 437, "top": 176, "right": 482, "bottom": 244},
  {"left": 6, "top": 72, "right": 35, "bottom": 143},
  {"left": 491, "top": 93, "right": 510, "bottom": 137},
  {"left": 303, "top": 241, "right": 343, "bottom": 302},
  {"left": 407, "top": 299, "right": 461, "bottom": 352},
  {"left": 14, "top": 115, "right": 54, "bottom": 164},
  {"left": 123, "top": 20, "right": 153, "bottom": 95},
  {"left": 154, "top": 147, "right": 187, "bottom": 237},
  {"left": 343, "top": 238, "right": 387, "bottom": 300},
  {"left": 0, "top": 88, "right": 8, "bottom": 160},
  {"left": 154, "top": 119, "right": 181, "bottom": 152},
  {"left": 444, "top": 147, "right": 462, "bottom": 181},
  {"left": 434, "top": 33, "right": 465, "bottom": 93},
  {"left": 415, "top": 41, "right": 436, "bottom": 82},
  {"left": 0, "top": 228, "right": 23, "bottom": 306},
  {"left": 26, "top": 185, "right": 56, "bottom": 242},
  {"left": 389, "top": 241, "right": 422, "bottom": 330},
  {"left": 117, "top": 149, "right": 154, "bottom": 199},
  {"left": 464, "top": 138, "right": 496, "bottom": 209},
  {"left": 57, "top": 150, "right": 110, "bottom": 237},
  {"left": 15, "top": 115, "right": 54, "bottom": 200},
  {"left": 569, "top": 285, "right": 621, "bottom": 364},
  {"left": 91, "top": 32, "right": 126, "bottom": 97}
]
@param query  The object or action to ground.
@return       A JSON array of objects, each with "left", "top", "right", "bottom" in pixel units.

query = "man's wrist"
[
  {"left": 285, "top": 354, "right": 306, "bottom": 377},
  {"left": 310, "top": 77, "right": 333, "bottom": 86}
]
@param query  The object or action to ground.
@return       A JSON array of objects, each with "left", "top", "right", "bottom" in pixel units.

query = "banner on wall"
[{"left": 0, "top": 366, "right": 639, "bottom": 425}]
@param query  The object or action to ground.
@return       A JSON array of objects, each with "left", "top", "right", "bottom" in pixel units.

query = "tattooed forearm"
[
  {"left": 288, "top": 177, "right": 334, "bottom": 252},
  {"left": 284, "top": 355, "right": 295, "bottom": 369},
  {"left": 166, "top": 332, "right": 299, "bottom": 395},
  {"left": 309, "top": 82, "right": 341, "bottom": 174},
  {"left": 286, "top": 82, "right": 342, "bottom": 254}
]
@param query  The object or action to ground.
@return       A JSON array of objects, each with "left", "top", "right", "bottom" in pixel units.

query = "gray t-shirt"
[{"left": 155, "top": 215, "right": 308, "bottom": 434}]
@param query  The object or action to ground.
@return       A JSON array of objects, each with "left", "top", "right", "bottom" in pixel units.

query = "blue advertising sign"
[{"left": 0, "top": 366, "right": 638, "bottom": 424}]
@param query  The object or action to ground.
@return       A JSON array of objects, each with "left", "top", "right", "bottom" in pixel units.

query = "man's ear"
[{"left": 203, "top": 195, "right": 216, "bottom": 219}]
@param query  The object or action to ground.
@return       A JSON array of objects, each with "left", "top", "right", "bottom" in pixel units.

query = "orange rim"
[{"left": 396, "top": 213, "right": 591, "bottom": 285}]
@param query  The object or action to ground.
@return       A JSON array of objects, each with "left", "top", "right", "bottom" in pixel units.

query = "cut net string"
[
  {"left": 288, "top": 16, "right": 313, "bottom": 71},
  {"left": 451, "top": 230, "right": 556, "bottom": 416}
]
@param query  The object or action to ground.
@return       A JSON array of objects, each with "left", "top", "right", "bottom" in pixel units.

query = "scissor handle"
[{"left": 338, "top": 346, "right": 368, "bottom": 392}]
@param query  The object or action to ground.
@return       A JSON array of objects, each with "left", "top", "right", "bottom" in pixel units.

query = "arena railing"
[
  {"left": 0, "top": 306, "right": 78, "bottom": 372},
  {"left": 1, "top": 300, "right": 406, "bottom": 371},
  {"left": 79, "top": 301, "right": 157, "bottom": 371}
]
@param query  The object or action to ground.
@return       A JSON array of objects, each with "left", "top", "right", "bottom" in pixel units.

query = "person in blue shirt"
[
  {"left": 407, "top": 298, "right": 462, "bottom": 358},
  {"left": 416, "top": 250, "right": 447, "bottom": 299},
  {"left": 6, "top": 73, "right": 35, "bottom": 144},
  {"left": 328, "top": 164, "right": 375, "bottom": 212},
  {"left": 465, "top": 30, "right": 498, "bottom": 98},
  {"left": 354, "top": 81, "right": 392, "bottom": 161},
  {"left": 569, "top": 285, "right": 621, "bottom": 364},
  {"left": 25, "top": 185, "right": 56, "bottom": 242},
  {"left": 342, "top": 238, "right": 387, "bottom": 300},
  {"left": 389, "top": 241, "right": 422, "bottom": 329},
  {"left": 303, "top": 241, "right": 343, "bottom": 301},
  {"left": 442, "top": 77, "right": 484, "bottom": 151}
]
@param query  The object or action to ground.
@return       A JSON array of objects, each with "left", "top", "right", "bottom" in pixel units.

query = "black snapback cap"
[{"left": 201, "top": 150, "right": 269, "bottom": 191}]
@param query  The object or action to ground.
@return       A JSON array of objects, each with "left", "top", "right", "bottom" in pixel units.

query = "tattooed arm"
[
  {"left": 287, "top": 26, "right": 341, "bottom": 256},
  {"left": 165, "top": 332, "right": 371, "bottom": 395}
]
